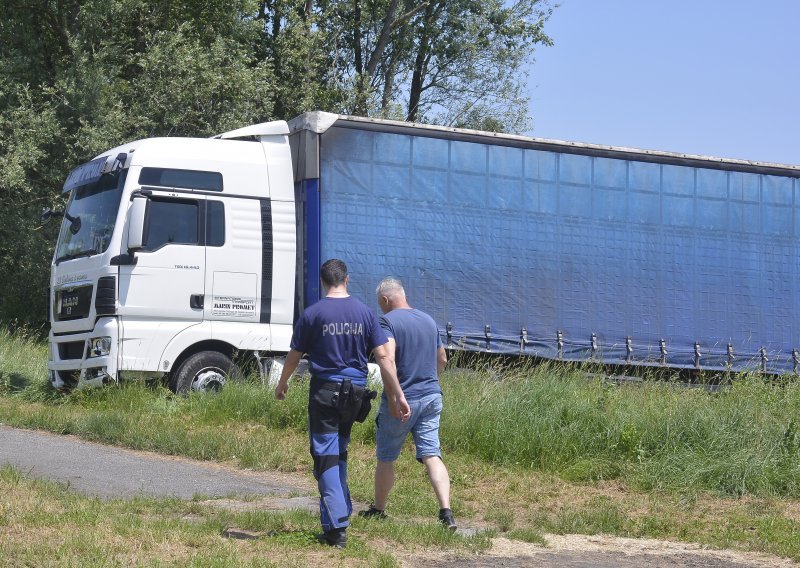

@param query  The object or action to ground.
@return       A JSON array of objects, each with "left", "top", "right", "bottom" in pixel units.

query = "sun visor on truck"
[
  {"left": 62, "top": 153, "right": 128, "bottom": 193},
  {"left": 62, "top": 156, "right": 108, "bottom": 193}
]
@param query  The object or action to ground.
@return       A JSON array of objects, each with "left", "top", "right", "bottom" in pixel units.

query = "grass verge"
[
  {"left": 1, "top": 327, "right": 799, "bottom": 562},
  {"left": 0, "top": 464, "right": 488, "bottom": 567}
]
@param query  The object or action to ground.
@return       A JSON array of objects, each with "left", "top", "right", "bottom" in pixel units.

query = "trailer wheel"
[{"left": 170, "top": 351, "right": 244, "bottom": 394}]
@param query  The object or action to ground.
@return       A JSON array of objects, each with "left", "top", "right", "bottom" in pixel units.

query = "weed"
[
  {"left": 485, "top": 508, "right": 515, "bottom": 532},
  {"left": 506, "top": 528, "right": 547, "bottom": 545}
]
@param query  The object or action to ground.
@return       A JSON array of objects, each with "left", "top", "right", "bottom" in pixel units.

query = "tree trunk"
[
  {"left": 366, "top": 0, "right": 399, "bottom": 78},
  {"left": 381, "top": 52, "right": 398, "bottom": 115},
  {"left": 406, "top": 1, "right": 439, "bottom": 122},
  {"left": 407, "top": 48, "right": 425, "bottom": 122},
  {"left": 353, "top": 0, "right": 366, "bottom": 114}
]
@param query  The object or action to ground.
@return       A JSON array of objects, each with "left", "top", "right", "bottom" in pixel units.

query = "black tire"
[{"left": 169, "top": 350, "right": 244, "bottom": 394}]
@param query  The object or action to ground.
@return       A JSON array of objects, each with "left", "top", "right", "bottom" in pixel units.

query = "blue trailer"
[
  {"left": 46, "top": 111, "right": 800, "bottom": 393},
  {"left": 289, "top": 112, "right": 800, "bottom": 375}
]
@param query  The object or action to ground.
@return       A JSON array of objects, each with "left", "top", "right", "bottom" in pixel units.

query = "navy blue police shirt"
[
  {"left": 290, "top": 296, "right": 387, "bottom": 384},
  {"left": 379, "top": 308, "right": 442, "bottom": 400}
]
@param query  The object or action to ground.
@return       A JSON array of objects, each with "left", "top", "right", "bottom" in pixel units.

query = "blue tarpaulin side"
[
  {"left": 299, "top": 178, "right": 321, "bottom": 308},
  {"left": 316, "top": 126, "right": 800, "bottom": 374}
]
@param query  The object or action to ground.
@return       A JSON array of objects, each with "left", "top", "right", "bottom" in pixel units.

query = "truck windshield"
[{"left": 55, "top": 170, "right": 127, "bottom": 263}]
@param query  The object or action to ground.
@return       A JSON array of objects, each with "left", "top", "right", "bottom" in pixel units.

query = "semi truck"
[{"left": 47, "top": 111, "right": 800, "bottom": 392}]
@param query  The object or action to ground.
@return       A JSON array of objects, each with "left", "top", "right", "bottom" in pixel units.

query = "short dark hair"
[{"left": 320, "top": 259, "right": 348, "bottom": 287}]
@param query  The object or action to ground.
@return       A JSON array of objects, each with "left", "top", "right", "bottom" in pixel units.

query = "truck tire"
[{"left": 169, "top": 351, "right": 244, "bottom": 394}]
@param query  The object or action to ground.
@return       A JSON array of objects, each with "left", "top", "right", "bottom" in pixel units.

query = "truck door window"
[
  {"left": 205, "top": 201, "right": 225, "bottom": 247},
  {"left": 143, "top": 199, "right": 199, "bottom": 251}
]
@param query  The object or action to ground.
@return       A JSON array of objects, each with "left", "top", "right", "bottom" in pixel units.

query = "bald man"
[{"left": 359, "top": 277, "right": 456, "bottom": 530}]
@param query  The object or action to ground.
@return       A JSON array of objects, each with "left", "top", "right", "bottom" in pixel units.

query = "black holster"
[
  {"left": 354, "top": 386, "right": 378, "bottom": 423},
  {"left": 337, "top": 378, "right": 378, "bottom": 423}
]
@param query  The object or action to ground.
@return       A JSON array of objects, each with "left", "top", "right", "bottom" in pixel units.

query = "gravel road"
[{"left": 0, "top": 424, "right": 313, "bottom": 501}]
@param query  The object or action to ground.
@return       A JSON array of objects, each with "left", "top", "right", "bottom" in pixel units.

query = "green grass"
[
  {"left": 5, "top": 334, "right": 800, "bottom": 499},
  {"left": 443, "top": 359, "right": 800, "bottom": 498},
  {"left": 2, "top": 327, "right": 800, "bottom": 562},
  {"left": 0, "top": 326, "right": 50, "bottom": 400},
  {"left": 0, "top": 464, "right": 483, "bottom": 567}
]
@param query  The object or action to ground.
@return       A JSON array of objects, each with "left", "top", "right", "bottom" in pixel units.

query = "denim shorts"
[{"left": 376, "top": 392, "right": 443, "bottom": 462}]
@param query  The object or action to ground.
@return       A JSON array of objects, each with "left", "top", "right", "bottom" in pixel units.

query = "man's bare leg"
[
  {"left": 374, "top": 459, "right": 395, "bottom": 510},
  {"left": 421, "top": 455, "right": 450, "bottom": 509}
]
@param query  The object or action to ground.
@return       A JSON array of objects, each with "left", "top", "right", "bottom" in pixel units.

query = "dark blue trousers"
[{"left": 309, "top": 380, "right": 356, "bottom": 531}]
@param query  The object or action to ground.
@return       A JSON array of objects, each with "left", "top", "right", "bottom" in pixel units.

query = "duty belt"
[
  {"left": 311, "top": 377, "right": 355, "bottom": 410},
  {"left": 311, "top": 377, "right": 345, "bottom": 391}
]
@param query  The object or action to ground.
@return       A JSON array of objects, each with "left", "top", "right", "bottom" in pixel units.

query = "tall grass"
[
  {"left": 0, "top": 326, "right": 51, "bottom": 400},
  {"left": 443, "top": 360, "right": 800, "bottom": 497}
]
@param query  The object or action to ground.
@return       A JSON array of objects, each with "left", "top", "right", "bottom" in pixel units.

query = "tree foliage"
[
  {"left": 0, "top": 0, "right": 552, "bottom": 326},
  {"left": 256, "top": 0, "right": 553, "bottom": 129}
]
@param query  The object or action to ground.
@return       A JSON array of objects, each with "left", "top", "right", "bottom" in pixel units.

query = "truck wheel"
[{"left": 170, "top": 351, "right": 244, "bottom": 394}]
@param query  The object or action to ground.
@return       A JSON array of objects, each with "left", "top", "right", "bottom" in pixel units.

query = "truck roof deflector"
[{"left": 213, "top": 121, "right": 290, "bottom": 139}]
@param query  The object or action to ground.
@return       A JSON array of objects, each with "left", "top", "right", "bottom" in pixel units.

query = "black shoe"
[
  {"left": 438, "top": 508, "right": 457, "bottom": 531},
  {"left": 358, "top": 505, "right": 387, "bottom": 519},
  {"left": 316, "top": 528, "right": 346, "bottom": 548}
]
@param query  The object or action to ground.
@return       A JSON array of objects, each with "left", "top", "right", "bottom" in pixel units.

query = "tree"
[
  {"left": 303, "top": 0, "right": 552, "bottom": 131},
  {"left": 256, "top": 0, "right": 346, "bottom": 118},
  {"left": 402, "top": 0, "right": 553, "bottom": 132},
  {"left": 0, "top": 0, "right": 276, "bottom": 327},
  {"left": 257, "top": 0, "right": 552, "bottom": 130},
  {"left": 0, "top": 88, "right": 63, "bottom": 329}
]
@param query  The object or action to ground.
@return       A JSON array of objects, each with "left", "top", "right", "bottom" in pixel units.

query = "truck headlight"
[{"left": 88, "top": 337, "right": 112, "bottom": 358}]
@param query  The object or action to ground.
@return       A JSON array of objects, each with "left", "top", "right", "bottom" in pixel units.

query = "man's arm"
[
  {"left": 437, "top": 346, "right": 447, "bottom": 376},
  {"left": 274, "top": 349, "right": 303, "bottom": 400},
  {"left": 373, "top": 340, "right": 411, "bottom": 422}
]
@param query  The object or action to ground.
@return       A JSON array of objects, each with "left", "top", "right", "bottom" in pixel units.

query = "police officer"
[{"left": 274, "top": 259, "right": 410, "bottom": 549}]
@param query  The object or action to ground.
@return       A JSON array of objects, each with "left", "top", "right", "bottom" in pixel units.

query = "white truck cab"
[{"left": 48, "top": 121, "right": 298, "bottom": 392}]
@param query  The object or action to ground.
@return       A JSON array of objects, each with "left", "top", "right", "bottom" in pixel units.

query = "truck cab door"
[
  {"left": 117, "top": 192, "right": 207, "bottom": 368},
  {"left": 119, "top": 191, "right": 207, "bottom": 321}
]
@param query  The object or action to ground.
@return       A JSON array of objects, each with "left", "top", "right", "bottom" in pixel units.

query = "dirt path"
[
  {"left": 0, "top": 424, "right": 315, "bottom": 503},
  {"left": 0, "top": 425, "right": 795, "bottom": 567},
  {"left": 403, "top": 535, "right": 796, "bottom": 568}
]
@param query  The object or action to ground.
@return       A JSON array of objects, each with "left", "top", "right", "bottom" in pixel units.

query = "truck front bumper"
[{"left": 48, "top": 318, "right": 119, "bottom": 389}]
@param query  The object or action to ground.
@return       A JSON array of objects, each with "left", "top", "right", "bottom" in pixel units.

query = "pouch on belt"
[{"left": 337, "top": 378, "right": 378, "bottom": 423}]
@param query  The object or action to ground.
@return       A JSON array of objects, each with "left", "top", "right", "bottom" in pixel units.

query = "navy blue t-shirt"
[
  {"left": 379, "top": 308, "right": 442, "bottom": 400},
  {"left": 290, "top": 296, "right": 387, "bottom": 382}
]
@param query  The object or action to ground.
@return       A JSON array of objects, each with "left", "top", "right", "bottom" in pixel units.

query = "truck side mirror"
[
  {"left": 40, "top": 207, "right": 54, "bottom": 224},
  {"left": 40, "top": 207, "right": 65, "bottom": 225},
  {"left": 127, "top": 195, "right": 148, "bottom": 250}
]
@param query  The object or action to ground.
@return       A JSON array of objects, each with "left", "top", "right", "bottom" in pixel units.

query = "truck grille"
[
  {"left": 56, "top": 370, "right": 80, "bottom": 388},
  {"left": 58, "top": 341, "right": 85, "bottom": 360}
]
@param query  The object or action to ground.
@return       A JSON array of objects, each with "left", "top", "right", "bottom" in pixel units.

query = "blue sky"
[{"left": 528, "top": 1, "right": 800, "bottom": 165}]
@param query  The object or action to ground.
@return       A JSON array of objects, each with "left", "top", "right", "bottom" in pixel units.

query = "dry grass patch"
[
  {"left": 783, "top": 501, "right": 800, "bottom": 522},
  {"left": 447, "top": 461, "right": 799, "bottom": 551}
]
